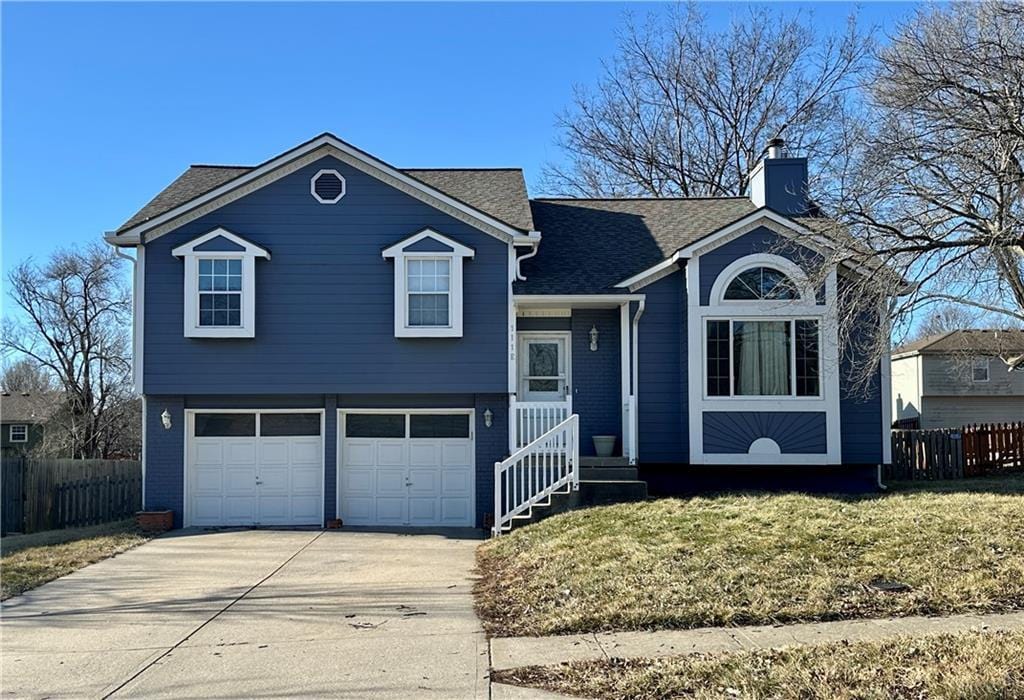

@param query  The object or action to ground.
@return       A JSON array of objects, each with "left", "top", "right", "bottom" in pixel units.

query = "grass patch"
[
  {"left": 493, "top": 630, "right": 1024, "bottom": 700},
  {"left": 1, "top": 519, "right": 152, "bottom": 600},
  {"left": 476, "top": 476, "right": 1024, "bottom": 636}
]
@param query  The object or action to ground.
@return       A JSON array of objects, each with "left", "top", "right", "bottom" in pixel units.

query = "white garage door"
[
  {"left": 339, "top": 411, "right": 475, "bottom": 527},
  {"left": 187, "top": 411, "right": 324, "bottom": 527}
]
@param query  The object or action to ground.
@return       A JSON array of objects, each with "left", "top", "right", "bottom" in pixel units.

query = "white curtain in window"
[{"left": 735, "top": 321, "right": 789, "bottom": 395}]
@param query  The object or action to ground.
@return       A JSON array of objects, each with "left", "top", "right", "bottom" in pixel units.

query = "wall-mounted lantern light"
[
  {"left": 589, "top": 324, "right": 599, "bottom": 352},
  {"left": 161, "top": 409, "right": 172, "bottom": 430},
  {"left": 483, "top": 408, "right": 493, "bottom": 428}
]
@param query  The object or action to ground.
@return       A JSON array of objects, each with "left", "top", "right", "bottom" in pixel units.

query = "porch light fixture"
[
  {"left": 589, "top": 324, "right": 599, "bottom": 352},
  {"left": 483, "top": 408, "right": 493, "bottom": 428},
  {"left": 161, "top": 409, "right": 172, "bottom": 430}
]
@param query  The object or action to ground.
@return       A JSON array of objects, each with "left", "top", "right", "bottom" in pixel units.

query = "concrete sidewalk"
[
  {"left": 2, "top": 527, "right": 487, "bottom": 699},
  {"left": 490, "top": 610, "right": 1024, "bottom": 671}
]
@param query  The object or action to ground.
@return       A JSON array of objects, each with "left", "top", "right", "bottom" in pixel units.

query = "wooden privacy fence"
[
  {"left": 963, "top": 422, "right": 1024, "bottom": 476},
  {"left": 889, "top": 422, "right": 1024, "bottom": 481},
  {"left": 1, "top": 458, "right": 141, "bottom": 534}
]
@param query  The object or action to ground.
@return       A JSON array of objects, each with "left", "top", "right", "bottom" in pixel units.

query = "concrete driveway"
[{"left": 1, "top": 528, "right": 488, "bottom": 698}]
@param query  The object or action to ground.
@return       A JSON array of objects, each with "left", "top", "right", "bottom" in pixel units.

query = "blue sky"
[{"left": 2, "top": 2, "right": 919, "bottom": 281}]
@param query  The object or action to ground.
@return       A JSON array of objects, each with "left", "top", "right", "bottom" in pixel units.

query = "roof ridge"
[
  {"left": 189, "top": 164, "right": 254, "bottom": 169},
  {"left": 533, "top": 196, "right": 749, "bottom": 202}
]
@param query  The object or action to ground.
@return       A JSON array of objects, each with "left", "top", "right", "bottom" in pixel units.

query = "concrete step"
[
  {"left": 579, "top": 467, "right": 639, "bottom": 481},
  {"left": 580, "top": 456, "right": 630, "bottom": 467}
]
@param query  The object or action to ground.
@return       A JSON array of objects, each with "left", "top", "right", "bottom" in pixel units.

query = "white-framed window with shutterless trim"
[
  {"left": 383, "top": 229, "right": 474, "bottom": 338},
  {"left": 172, "top": 228, "right": 270, "bottom": 339}
]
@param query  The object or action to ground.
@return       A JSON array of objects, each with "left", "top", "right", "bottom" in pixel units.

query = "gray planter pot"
[{"left": 592, "top": 435, "right": 617, "bottom": 458}]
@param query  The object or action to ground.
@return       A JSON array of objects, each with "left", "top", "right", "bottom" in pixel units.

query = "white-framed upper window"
[
  {"left": 172, "top": 228, "right": 270, "bottom": 339},
  {"left": 407, "top": 257, "right": 452, "bottom": 328},
  {"left": 9, "top": 424, "right": 28, "bottom": 442},
  {"left": 383, "top": 229, "right": 474, "bottom": 338},
  {"left": 972, "top": 357, "right": 990, "bottom": 383}
]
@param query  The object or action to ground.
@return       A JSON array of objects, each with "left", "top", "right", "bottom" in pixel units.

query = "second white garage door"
[{"left": 339, "top": 410, "right": 475, "bottom": 527}]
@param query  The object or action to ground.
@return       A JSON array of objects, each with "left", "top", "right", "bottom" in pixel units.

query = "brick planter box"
[{"left": 135, "top": 510, "right": 173, "bottom": 533}]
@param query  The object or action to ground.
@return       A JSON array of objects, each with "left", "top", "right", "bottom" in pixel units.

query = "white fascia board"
[
  {"left": 171, "top": 227, "right": 270, "bottom": 258},
  {"left": 114, "top": 134, "right": 526, "bottom": 244},
  {"left": 382, "top": 228, "right": 475, "bottom": 259},
  {"left": 106, "top": 230, "right": 139, "bottom": 247}
]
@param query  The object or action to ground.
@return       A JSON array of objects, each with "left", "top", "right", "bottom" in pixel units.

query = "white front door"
[
  {"left": 187, "top": 411, "right": 324, "bottom": 527},
  {"left": 339, "top": 411, "right": 475, "bottom": 527},
  {"left": 518, "top": 333, "right": 570, "bottom": 401}
]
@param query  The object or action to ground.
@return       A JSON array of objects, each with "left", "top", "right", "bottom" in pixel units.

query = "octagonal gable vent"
[{"left": 311, "top": 169, "right": 346, "bottom": 204}]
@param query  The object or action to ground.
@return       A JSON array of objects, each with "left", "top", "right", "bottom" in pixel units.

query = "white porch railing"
[
  {"left": 493, "top": 414, "right": 579, "bottom": 536},
  {"left": 510, "top": 399, "right": 572, "bottom": 450}
]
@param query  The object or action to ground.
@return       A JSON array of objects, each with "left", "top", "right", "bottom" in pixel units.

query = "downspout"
[
  {"left": 877, "top": 465, "right": 887, "bottom": 491},
  {"left": 107, "top": 237, "right": 145, "bottom": 506},
  {"left": 630, "top": 299, "right": 645, "bottom": 464},
  {"left": 514, "top": 239, "right": 540, "bottom": 281}
]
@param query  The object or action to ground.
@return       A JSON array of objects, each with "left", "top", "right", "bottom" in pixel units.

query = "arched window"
[
  {"left": 723, "top": 266, "right": 797, "bottom": 301},
  {"left": 705, "top": 257, "right": 821, "bottom": 399}
]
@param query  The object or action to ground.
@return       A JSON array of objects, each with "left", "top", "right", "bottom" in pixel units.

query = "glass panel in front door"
[{"left": 522, "top": 338, "right": 566, "bottom": 400}]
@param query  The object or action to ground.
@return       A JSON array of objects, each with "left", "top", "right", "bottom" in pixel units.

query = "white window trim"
[
  {"left": 310, "top": 168, "right": 347, "bottom": 204},
  {"left": 687, "top": 253, "right": 842, "bottom": 466},
  {"left": 383, "top": 229, "right": 474, "bottom": 338},
  {"left": 9, "top": 424, "right": 28, "bottom": 443},
  {"left": 972, "top": 356, "right": 990, "bottom": 383},
  {"left": 172, "top": 228, "right": 270, "bottom": 339}
]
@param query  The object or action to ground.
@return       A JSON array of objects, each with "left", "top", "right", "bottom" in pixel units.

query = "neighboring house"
[
  {"left": 892, "top": 330, "right": 1024, "bottom": 429},
  {"left": 105, "top": 133, "right": 890, "bottom": 531},
  {"left": 0, "top": 392, "right": 60, "bottom": 456}
]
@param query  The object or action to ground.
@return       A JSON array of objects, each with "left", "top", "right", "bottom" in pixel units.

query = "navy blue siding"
[
  {"left": 143, "top": 156, "right": 509, "bottom": 395},
  {"left": 474, "top": 393, "right": 507, "bottom": 527},
  {"left": 194, "top": 235, "right": 246, "bottom": 252},
  {"left": 839, "top": 308, "right": 884, "bottom": 463},
  {"left": 703, "top": 411, "right": 827, "bottom": 454},
  {"left": 405, "top": 236, "right": 455, "bottom": 253},
  {"left": 698, "top": 227, "right": 823, "bottom": 305},
  {"left": 516, "top": 317, "right": 571, "bottom": 331},
  {"left": 571, "top": 309, "right": 621, "bottom": 456},
  {"left": 143, "top": 395, "right": 185, "bottom": 527},
  {"left": 637, "top": 269, "right": 688, "bottom": 462}
]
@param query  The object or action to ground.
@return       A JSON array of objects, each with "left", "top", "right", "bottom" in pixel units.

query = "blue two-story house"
[{"left": 106, "top": 133, "right": 891, "bottom": 534}]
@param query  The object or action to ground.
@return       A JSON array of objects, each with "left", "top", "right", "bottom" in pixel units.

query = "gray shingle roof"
[
  {"left": 116, "top": 165, "right": 534, "bottom": 234},
  {"left": 0, "top": 392, "right": 61, "bottom": 424},
  {"left": 515, "top": 198, "right": 758, "bottom": 294},
  {"left": 403, "top": 169, "right": 534, "bottom": 232},
  {"left": 895, "top": 329, "right": 1024, "bottom": 356}
]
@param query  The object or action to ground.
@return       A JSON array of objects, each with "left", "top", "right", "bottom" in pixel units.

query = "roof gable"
[{"left": 110, "top": 134, "right": 534, "bottom": 245}]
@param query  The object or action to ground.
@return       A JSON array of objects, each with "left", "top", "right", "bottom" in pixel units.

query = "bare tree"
[
  {"left": 544, "top": 3, "right": 873, "bottom": 197},
  {"left": 912, "top": 304, "right": 981, "bottom": 342},
  {"left": 0, "top": 357, "right": 56, "bottom": 394},
  {"left": 808, "top": 2, "right": 1024, "bottom": 388},
  {"left": 2, "top": 243, "right": 136, "bottom": 458}
]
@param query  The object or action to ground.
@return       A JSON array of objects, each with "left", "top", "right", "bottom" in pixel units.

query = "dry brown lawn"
[
  {"left": 476, "top": 476, "right": 1024, "bottom": 636},
  {"left": 1, "top": 520, "right": 152, "bottom": 599},
  {"left": 493, "top": 630, "right": 1024, "bottom": 700}
]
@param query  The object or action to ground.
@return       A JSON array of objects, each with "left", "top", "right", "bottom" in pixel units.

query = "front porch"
[{"left": 509, "top": 295, "right": 644, "bottom": 462}]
